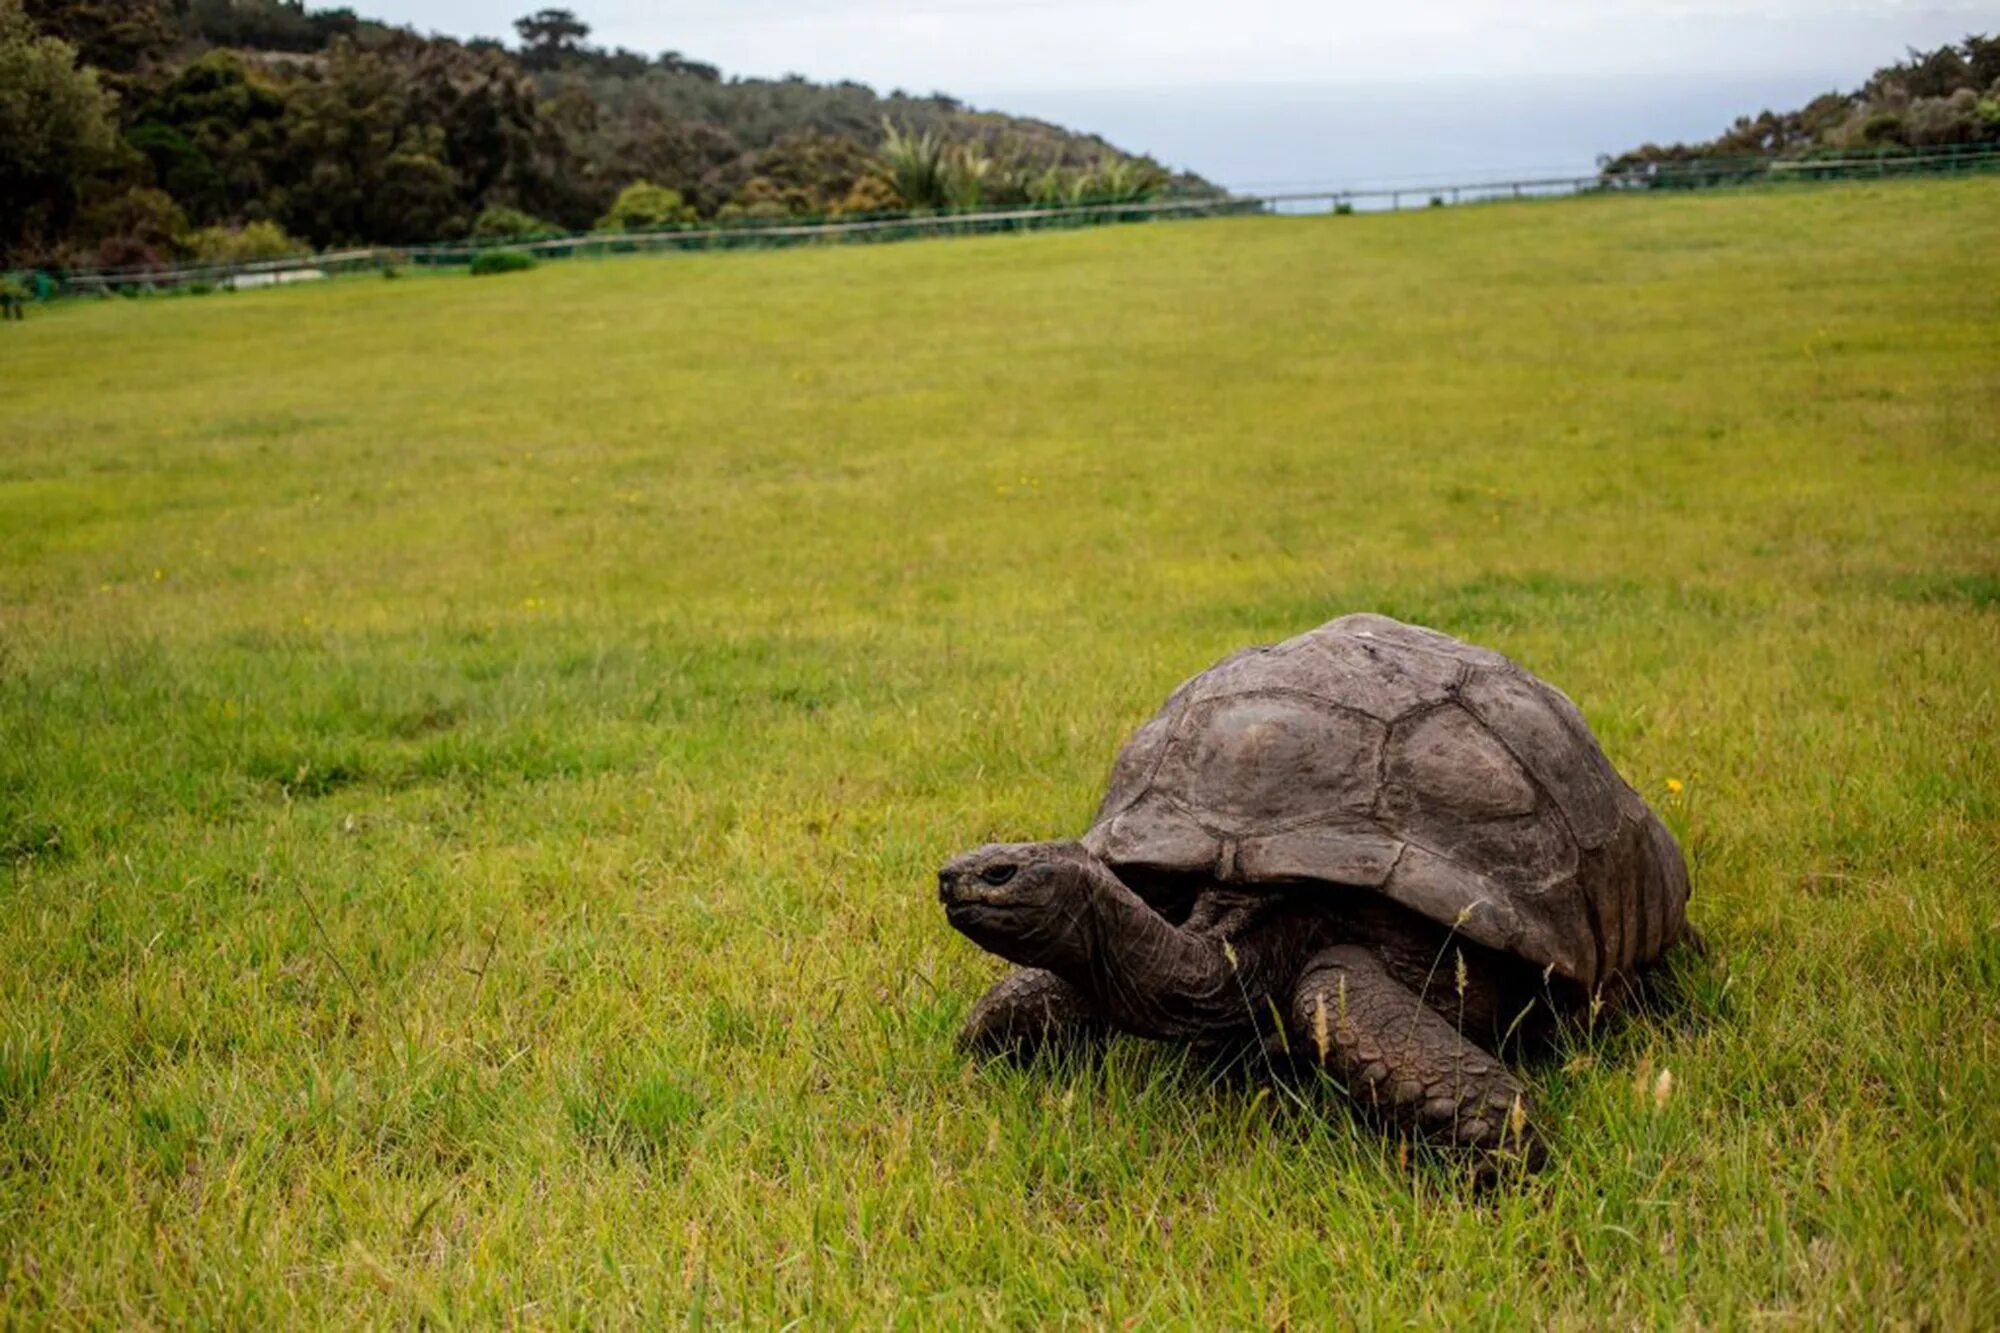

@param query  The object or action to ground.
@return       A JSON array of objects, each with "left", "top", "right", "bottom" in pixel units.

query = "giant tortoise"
[{"left": 937, "top": 613, "right": 1693, "bottom": 1167}]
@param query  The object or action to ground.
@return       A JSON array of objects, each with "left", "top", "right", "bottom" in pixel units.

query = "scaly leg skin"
[
  {"left": 959, "top": 968, "right": 1108, "bottom": 1059},
  {"left": 1291, "top": 945, "right": 1546, "bottom": 1172}
]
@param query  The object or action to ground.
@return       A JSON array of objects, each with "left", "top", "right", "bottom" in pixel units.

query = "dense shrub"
[
  {"left": 184, "top": 220, "right": 301, "bottom": 264},
  {"left": 469, "top": 248, "right": 535, "bottom": 276},
  {"left": 471, "top": 204, "right": 559, "bottom": 241},
  {"left": 594, "top": 181, "right": 696, "bottom": 231},
  {"left": 837, "top": 174, "right": 900, "bottom": 215},
  {"left": 75, "top": 185, "right": 186, "bottom": 268},
  {"left": 711, "top": 132, "right": 884, "bottom": 218}
]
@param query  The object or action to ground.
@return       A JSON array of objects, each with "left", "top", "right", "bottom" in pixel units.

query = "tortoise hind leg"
[
  {"left": 1290, "top": 945, "right": 1545, "bottom": 1169},
  {"left": 959, "top": 968, "right": 1108, "bottom": 1059}
]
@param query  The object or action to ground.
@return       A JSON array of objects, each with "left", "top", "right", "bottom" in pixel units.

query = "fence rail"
[{"left": 18, "top": 141, "right": 2000, "bottom": 297}]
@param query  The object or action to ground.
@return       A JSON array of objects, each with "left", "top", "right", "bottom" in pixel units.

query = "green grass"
[{"left": 3, "top": 178, "right": 1997, "bottom": 1326}]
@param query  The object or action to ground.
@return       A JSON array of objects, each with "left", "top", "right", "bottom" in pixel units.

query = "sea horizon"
[{"left": 974, "top": 69, "right": 1867, "bottom": 195}]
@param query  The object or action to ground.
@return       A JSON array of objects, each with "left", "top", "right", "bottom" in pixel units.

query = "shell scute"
[
  {"left": 1154, "top": 692, "right": 1384, "bottom": 836},
  {"left": 1321, "top": 613, "right": 1513, "bottom": 672},
  {"left": 1381, "top": 705, "right": 1537, "bottom": 821},
  {"left": 1233, "top": 826, "right": 1403, "bottom": 887},
  {"left": 1083, "top": 790, "right": 1219, "bottom": 874},
  {"left": 1456, "top": 667, "right": 1626, "bottom": 849},
  {"left": 1095, "top": 711, "right": 1174, "bottom": 823},
  {"left": 1278, "top": 629, "right": 1467, "bottom": 720}
]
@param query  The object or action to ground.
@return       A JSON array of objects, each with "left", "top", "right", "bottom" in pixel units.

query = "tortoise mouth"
[
  {"left": 939, "top": 872, "right": 1019, "bottom": 923},
  {"left": 938, "top": 870, "right": 1043, "bottom": 955},
  {"left": 941, "top": 896, "right": 1029, "bottom": 956}
]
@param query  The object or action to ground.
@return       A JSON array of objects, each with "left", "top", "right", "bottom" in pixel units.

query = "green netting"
[{"left": 18, "top": 143, "right": 1999, "bottom": 299}]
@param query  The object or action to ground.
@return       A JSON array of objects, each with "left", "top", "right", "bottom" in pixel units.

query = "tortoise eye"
[{"left": 979, "top": 863, "right": 1018, "bottom": 887}]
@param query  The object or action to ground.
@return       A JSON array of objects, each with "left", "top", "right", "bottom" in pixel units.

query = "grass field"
[{"left": 3, "top": 178, "right": 1998, "bottom": 1326}]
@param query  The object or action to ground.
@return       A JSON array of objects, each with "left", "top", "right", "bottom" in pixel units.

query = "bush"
[
  {"left": 716, "top": 198, "right": 790, "bottom": 223},
  {"left": 469, "top": 249, "right": 535, "bottom": 276},
  {"left": 77, "top": 187, "right": 187, "bottom": 269},
  {"left": 837, "top": 175, "right": 901, "bottom": 216},
  {"left": 184, "top": 221, "right": 303, "bottom": 265},
  {"left": 471, "top": 205, "right": 558, "bottom": 241},
  {"left": 594, "top": 181, "right": 696, "bottom": 232},
  {"left": 879, "top": 122, "right": 948, "bottom": 210}
]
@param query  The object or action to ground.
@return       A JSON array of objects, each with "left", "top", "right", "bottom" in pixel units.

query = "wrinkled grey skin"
[{"left": 938, "top": 614, "right": 1694, "bottom": 1170}]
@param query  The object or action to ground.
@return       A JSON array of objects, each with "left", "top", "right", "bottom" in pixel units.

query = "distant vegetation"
[
  {"left": 0, "top": 0, "right": 1199, "bottom": 268},
  {"left": 1605, "top": 35, "right": 1999, "bottom": 176}
]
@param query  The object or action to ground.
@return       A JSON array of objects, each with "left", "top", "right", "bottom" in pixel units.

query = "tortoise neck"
[{"left": 1059, "top": 872, "right": 1263, "bottom": 1041}]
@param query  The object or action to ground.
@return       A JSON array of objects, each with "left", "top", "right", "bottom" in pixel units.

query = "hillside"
[
  {"left": 2, "top": 0, "right": 1204, "bottom": 267},
  {"left": 1605, "top": 34, "right": 1998, "bottom": 175}
]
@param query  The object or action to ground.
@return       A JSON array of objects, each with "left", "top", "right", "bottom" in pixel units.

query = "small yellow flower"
[
  {"left": 1666, "top": 777, "right": 1685, "bottom": 795},
  {"left": 152, "top": 569, "right": 164, "bottom": 581}
]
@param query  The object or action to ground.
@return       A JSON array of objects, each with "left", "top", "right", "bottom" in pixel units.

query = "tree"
[
  {"left": 0, "top": 0, "right": 119, "bottom": 259},
  {"left": 392, "top": 35, "right": 543, "bottom": 206},
  {"left": 181, "top": 0, "right": 359, "bottom": 53},
  {"left": 125, "top": 51, "right": 290, "bottom": 226},
  {"left": 20, "top": 0, "right": 175, "bottom": 79},
  {"left": 278, "top": 39, "right": 462, "bottom": 245},
  {"left": 514, "top": 7, "right": 588, "bottom": 71},
  {"left": 656, "top": 50, "right": 719, "bottom": 82}
]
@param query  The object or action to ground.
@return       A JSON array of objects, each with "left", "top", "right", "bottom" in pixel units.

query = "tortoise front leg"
[
  {"left": 960, "top": 967, "right": 1108, "bottom": 1059},
  {"left": 1290, "top": 946, "right": 1545, "bottom": 1169}
]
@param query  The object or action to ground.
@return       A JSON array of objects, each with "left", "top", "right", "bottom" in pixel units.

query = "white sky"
[{"left": 372, "top": 1, "right": 1997, "bottom": 93}]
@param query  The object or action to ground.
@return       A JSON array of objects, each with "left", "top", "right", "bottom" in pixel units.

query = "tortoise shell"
[{"left": 1081, "top": 614, "right": 1689, "bottom": 990}]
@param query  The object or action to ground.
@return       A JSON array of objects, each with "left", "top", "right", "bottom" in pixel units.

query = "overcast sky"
[{"left": 372, "top": 1, "right": 1995, "bottom": 94}]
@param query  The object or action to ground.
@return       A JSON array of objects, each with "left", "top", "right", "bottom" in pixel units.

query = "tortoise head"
[{"left": 937, "top": 840, "right": 1114, "bottom": 972}]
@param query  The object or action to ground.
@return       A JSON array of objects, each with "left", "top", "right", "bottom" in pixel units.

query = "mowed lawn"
[{"left": 3, "top": 178, "right": 1997, "bottom": 1326}]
